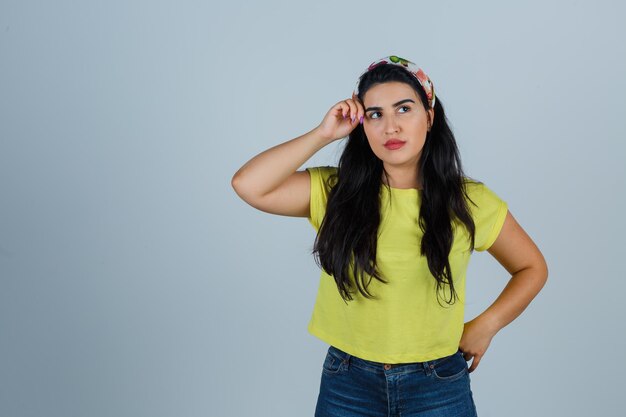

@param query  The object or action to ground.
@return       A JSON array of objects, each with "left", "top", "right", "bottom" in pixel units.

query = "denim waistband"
[{"left": 328, "top": 345, "right": 462, "bottom": 374}]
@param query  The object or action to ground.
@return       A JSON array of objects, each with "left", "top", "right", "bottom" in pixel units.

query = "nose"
[{"left": 384, "top": 114, "right": 400, "bottom": 134}]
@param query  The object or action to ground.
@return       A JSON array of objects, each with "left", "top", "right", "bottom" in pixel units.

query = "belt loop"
[
  {"left": 342, "top": 352, "right": 351, "bottom": 369},
  {"left": 422, "top": 360, "right": 432, "bottom": 376}
]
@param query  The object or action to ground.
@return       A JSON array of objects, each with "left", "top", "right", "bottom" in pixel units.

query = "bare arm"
[
  {"left": 480, "top": 211, "right": 548, "bottom": 334},
  {"left": 460, "top": 210, "right": 549, "bottom": 372},
  {"left": 231, "top": 127, "right": 330, "bottom": 217},
  {"left": 231, "top": 95, "right": 365, "bottom": 217}
]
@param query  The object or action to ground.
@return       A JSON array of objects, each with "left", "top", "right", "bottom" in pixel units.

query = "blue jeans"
[{"left": 315, "top": 345, "right": 478, "bottom": 417}]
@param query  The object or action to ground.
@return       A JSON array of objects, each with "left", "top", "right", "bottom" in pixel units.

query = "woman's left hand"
[{"left": 458, "top": 316, "right": 499, "bottom": 373}]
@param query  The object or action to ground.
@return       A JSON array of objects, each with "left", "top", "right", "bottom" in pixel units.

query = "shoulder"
[
  {"left": 462, "top": 177, "right": 505, "bottom": 204},
  {"left": 306, "top": 166, "right": 338, "bottom": 229},
  {"left": 306, "top": 165, "right": 338, "bottom": 176},
  {"left": 462, "top": 177, "right": 509, "bottom": 251},
  {"left": 306, "top": 165, "right": 338, "bottom": 188},
  {"left": 462, "top": 177, "right": 508, "bottom": 221}
]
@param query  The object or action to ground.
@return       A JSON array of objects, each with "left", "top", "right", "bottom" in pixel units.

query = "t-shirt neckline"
[{"left": 382, "top": 186, "right": 422, "bottom": 197}]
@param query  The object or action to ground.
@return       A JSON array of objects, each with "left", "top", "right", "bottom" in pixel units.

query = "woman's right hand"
[{"left": 315, "top": 92, "right": 365, "bottom": 143}]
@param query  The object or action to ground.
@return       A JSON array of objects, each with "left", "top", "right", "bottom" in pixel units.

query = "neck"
[{"left": 382, "top": 166, "right": 422, "bottom": 189}]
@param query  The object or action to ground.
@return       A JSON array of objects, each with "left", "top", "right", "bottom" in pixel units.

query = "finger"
[
  {"left": 468, "top": 355, "right": 480, "bottom": 373},
  {"left": 344, "top": 98, "right": 358, "bottom": 123},
  {"left": 338, "top": 102, "right": 349, "bottom": 119},
  {"left": 352, "top": 91, "right": 363, "bottom": 104},
  {"left": 351, "top": 93, "right": 365, "bottom": 123},
  {"left": 352, "top": 91, "right": 364, "bottom": 109}
]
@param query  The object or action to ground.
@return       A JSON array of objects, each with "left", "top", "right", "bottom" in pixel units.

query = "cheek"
[
  {"left": 362, "top": 131, "right": 378, "bottom": 152},
  {"left": 363, "top": 123, "right": 381, "bottom": 137}
]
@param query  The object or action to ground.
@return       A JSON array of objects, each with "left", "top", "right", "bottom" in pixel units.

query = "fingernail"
[
  {"left": 359, "top": 116, "right": 364, "bottom": 124},
  {"left": 351, "top": 115, "right": 355, "bottom": 123},
  {"left": 342, "top": 113, "right": 346, "bottom": 119}
]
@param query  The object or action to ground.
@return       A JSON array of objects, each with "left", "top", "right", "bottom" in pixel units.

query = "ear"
[{"left": 427, "top": 108, "right": 434, "bottom": 130}]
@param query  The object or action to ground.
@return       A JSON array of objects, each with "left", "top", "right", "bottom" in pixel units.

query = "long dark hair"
[{"left": 311, "top": 63, "right": 479, "bottom": 306}]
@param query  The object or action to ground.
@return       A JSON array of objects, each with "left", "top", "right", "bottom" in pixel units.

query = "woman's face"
[{"left": 362, "top": 81, "right": 434, "bottom": 171}]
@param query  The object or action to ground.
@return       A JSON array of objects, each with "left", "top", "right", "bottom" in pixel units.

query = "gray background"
[{"left": 1, "top": 1, "right": 624, "bottom": 416}]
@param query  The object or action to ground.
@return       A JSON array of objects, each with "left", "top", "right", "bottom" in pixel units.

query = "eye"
[{"left": 368, "top": 106, "right": 411, "bottom": 120}]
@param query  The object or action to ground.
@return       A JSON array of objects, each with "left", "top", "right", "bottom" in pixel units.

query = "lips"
[{"left": 384, "top": 139, "right": 406, "bottom": 150}]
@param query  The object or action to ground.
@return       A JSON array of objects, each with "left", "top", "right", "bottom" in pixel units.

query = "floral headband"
[{"left": 353, "top": 55, "right": 436, "bottom": 109}]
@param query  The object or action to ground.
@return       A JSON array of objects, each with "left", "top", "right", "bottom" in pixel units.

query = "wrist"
[{"left": 310, "top": 125, "right": 334, "bottom": 145}]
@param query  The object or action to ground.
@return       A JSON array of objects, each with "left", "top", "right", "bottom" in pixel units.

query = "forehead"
[{"left": 363, "top": 81, "right": 418, "bottom": 106}]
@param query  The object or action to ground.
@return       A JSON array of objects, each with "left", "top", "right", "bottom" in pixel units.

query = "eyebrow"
[{"left": 365, "top": 99, "right": 415, "bottom": 113}]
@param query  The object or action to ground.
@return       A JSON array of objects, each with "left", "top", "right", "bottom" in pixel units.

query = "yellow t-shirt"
[{"left": 305, "top": 165, "right": 508, "bottom": 363}]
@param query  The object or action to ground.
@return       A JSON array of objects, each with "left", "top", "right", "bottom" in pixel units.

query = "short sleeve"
[
  {"left": 468, "top": 182, "right": 509, "bottom": 252},
  {"left": 305, "top": 166, "right": 338, "bottom": 230}
]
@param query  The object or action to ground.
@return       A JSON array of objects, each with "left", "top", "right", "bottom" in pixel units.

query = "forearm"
[
  {"left": 477, "top": 266, "right": 548, "bottom": 335},
  {"left": 232, "top": 126, "right": 331, "bottom": 197}
]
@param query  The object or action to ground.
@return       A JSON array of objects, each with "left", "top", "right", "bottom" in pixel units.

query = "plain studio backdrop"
[{"left": 1, "top": 1, "right": 624, "bottom": 416}]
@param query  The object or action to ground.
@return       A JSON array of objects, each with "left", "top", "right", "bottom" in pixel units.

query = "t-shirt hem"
[{"left": 307, "top": 321, "right": 460, "bottom": 363}]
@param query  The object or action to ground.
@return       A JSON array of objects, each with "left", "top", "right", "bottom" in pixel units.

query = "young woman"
[{"left": 232, "top": 55, "right": 548, "bottom": 417}]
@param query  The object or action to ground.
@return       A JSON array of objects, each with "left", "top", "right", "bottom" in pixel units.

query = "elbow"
[
  {"left": 535, "top": 258, "right": 549, "bottom": 289},
  {"left": 231, "top": 172, "right": 261, "bottom": 206},
  {"left": 231, "top": 172, "right": 249, "bottom": 200},
  {"left": 539, "top": 253, "right": 549, "bottom": 282},
  {"left": 530, "top": 249, "right": 549, "bottom": 283},
  {"left": 231, "top": 167, "right": 250, "bottom": 192},
  {"left": 231, "top": 172, "right": 241, "bottom": 192},
  {"left": 522, "top": 257, "right": 549, "bottom": 289}
]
